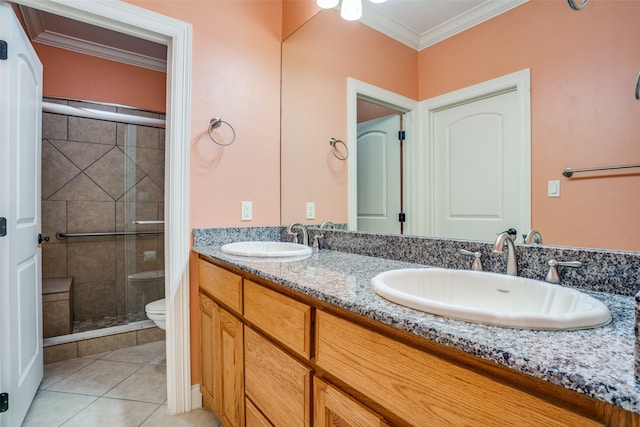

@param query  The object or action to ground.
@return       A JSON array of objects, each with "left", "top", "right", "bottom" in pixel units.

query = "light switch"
[
  {"left": 306, "top": 202, "right": 316, "bottom": 220},
  {"left": 548, "top": 180, "right": 560, "bottom": 198},
  {"left": 241, "top": 201, "right": 252, "bottom": 221}
]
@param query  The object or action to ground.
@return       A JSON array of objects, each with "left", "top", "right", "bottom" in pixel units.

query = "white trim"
[
  {"left": 191, "top": 384, "right": 203, "bottom": 410},
  {"left": 361, "top": 0, "right": 528, "bottom": 51},
  {"left": 13, "top": 0, "right": 192, "bottom": 415},
  {"left": 347, "top": 78, "right": 419, "bottom": 233},
  {"left": 417, "top": 68, "right": 532, "bottom": 237}
]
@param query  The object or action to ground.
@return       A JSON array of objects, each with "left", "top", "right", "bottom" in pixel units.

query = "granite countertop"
[{"left": 193, "top": 245, "right": 640, "bottom": 414}]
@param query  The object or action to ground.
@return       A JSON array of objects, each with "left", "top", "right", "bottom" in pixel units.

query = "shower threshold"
[{"left": 43, "top": 319, "right": 156, "bottom": 348}]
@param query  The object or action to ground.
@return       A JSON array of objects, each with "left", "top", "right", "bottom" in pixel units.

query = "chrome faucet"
[
  {"left": 493, "top": 229, "right": 518, "bottom": 276},
  {"left": 523, "top": 229, "right": 543, "bottom": 244},
  {"left": 287, "top": 222, "right": 308, "bottom": 246}
]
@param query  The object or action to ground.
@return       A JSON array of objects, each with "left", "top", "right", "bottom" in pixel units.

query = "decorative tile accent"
[
  {"left": 50, "top": 139, "right": 113, "bottom": 170},
  {"left": 48, "top": 173, "right": 112, "bottom": 202},
  {"left": 41, "top": 140, "right": 81, "bottom": 199}
]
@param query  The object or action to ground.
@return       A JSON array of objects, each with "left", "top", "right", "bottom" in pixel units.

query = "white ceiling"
[
  {"left": 18, "top": 0, "right": 528, "bottom": 72},
  {"left": 362, "top": 0, "right": 528, "bottom": 50}
]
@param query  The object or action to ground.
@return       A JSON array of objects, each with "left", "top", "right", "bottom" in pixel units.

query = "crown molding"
[
  {"left": 19, "top": 5, "right": 166, "bottom": 72},
  {"left": 361, "top": 0, "right": 529, "bottom": 51}
]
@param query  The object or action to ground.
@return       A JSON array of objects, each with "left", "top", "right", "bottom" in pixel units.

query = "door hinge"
[
  {"left": 0, "top": 217, "right": 6, "bottom": 237},
  {"left": 0, "top": 392, "right": 8, "bottom": 412},
  {"left": 0, "top": 41, "right": 7, "bottom": 61},
  {"left": 398, "top": 130, "right": 405, "bottom": 141},
  {"left": 398, "top": 212, "right": 406, "bottom": 223}
]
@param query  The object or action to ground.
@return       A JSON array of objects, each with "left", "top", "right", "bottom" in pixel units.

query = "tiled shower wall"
[{"left": 41, "top": 98, "right": 165, "bottom": 332}]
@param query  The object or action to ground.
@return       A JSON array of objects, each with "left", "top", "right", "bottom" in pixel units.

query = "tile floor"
[{"left": 23, "top": 340, "right": 221, "bottom": 426}]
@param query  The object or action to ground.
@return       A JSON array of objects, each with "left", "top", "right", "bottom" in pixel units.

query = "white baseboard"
[{"left": 191, "top": 384, "right": 203, "bottom": 410}]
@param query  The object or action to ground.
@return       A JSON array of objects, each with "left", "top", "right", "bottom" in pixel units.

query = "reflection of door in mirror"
[
  {"left": 432, "top": 89, "right": 526, "bottom": 241},
  {"left": 357, "top": 112, "right": 403, "bottom": 234}
]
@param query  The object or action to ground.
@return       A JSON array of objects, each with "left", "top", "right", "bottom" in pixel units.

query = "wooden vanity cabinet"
[
  {"left": 199, "top": 260, "right": 245, "bottom": 427},
  {"left": 197, "top": 256, "right": 638, "bottom": 427},
  {"left": 245, "top": 326, "right": 312, "bottom": 426},
  {"left": 315, "top": 310, "right": 603, "bottom": 427}
]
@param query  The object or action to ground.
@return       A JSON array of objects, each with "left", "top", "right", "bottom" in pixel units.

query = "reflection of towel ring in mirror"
[
  {"left": 568, "top": 0, "right": 589, "bottom": 10},
  {"left": 636, "top": 72, "right": 640, "bottom": 100},
  {"left": 329, "top": 138, "right": 348, "bottom": 160},
  {"left": 208, "top": 117, "right": 236, "bottom": 146}
]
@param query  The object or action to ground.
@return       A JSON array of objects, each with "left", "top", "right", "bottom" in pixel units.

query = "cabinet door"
[
  {"left": 314, "top": 377, "right": 390, "bottom": 427},
  {"left": 199, "top": 294, "right": 217, "bottom": 412},
  {"left": 217, "top": 308, "right": 245, "bottom": 427},
  {"left": 245, "top": 326, "right": 311, "bottom": 426}
]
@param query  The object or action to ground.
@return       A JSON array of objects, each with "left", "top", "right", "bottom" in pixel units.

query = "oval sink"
[
  {"left": 220, "top": 241, "right": 312, "bottom": 258},
  {"left": 371, "top": 268, "right": 611, "bottom": 330}
]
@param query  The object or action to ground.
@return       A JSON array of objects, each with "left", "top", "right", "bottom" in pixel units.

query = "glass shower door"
[{"left": 121, "top": 122, "right": 165, "bottom": 323}]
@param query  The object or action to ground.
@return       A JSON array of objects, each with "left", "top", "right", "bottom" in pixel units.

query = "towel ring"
[
  {"left": 568, "top": 0, "right": 589, "bottom": 10},
  {"left": 208, "top": 117, "right": 236, "bottom": 146},
  {"left": 635, "top": 71, "right": 640, "bottom": 100},
  {"left": 329, "top": 138, "right": 348, "bottom": 160}
]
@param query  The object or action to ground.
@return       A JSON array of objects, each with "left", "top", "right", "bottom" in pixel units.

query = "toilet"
[
  {"left": 145, "top": 298, "right": 166, "bottom": 330},
  {"left": 127, "top": 269, "right": 166, "bottom": 330}
]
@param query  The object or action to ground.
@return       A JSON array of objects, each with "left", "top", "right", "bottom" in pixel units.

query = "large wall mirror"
[{"left": 281, "top": 0, "right": 640, "bottom": 252}]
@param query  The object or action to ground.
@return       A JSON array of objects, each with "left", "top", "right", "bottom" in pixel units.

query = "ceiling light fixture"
[{"left": 317, "top": 0, "right": 386, "bottom": 22}]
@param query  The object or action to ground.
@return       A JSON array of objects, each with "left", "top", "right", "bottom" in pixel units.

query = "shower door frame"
[{"left": 13, "top": 0, "right": 193, "bottom": 415}]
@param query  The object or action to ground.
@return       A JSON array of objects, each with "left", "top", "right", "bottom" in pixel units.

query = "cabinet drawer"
[
  {"left": 244, "top": 280, "right": 312, "bottom": 359},
  {"left": 245, "top": 326, "right": 312, "bottom": 427},
  {"left": 245, "top": 398, "right": 272, "bottom": 427},
  {"left": 316, "top": 311, "right": 602, "bottom": 427},
  {"left": 198, "top": 259, "right": 243, "bottom": 314},
  {"left": 314, "top": 377, "right": 391, "bottom": 427}
]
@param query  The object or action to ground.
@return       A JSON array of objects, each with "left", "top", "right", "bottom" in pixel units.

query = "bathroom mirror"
[{"left": 280, "top": 1, "right": 640, "bottom": 252}]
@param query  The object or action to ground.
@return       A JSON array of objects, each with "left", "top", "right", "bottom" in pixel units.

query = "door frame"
[
  {"left": 347, "top": 78, "right": 419, "bottom": 233},
  {"left": 11, "top": 0, "right": 193, "bottom": 414},
  {"left": 417, "top": 69, "right": 531, "bottom": 237}
]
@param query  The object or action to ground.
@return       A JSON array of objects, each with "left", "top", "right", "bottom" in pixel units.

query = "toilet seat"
[{"left": 145, "top": 298, "right": 165, "bottom": 314}]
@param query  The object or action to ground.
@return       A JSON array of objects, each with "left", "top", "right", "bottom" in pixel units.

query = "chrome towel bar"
[
  {"left": 562, "top": 164, "right": 640, "bottom": 177},
  {"left": 56, "top": 231, "right": 164, "bottom": 239}
]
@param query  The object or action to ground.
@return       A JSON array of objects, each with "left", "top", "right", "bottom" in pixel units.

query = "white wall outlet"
[
  {"left": 306, "top": 202, "right": 315, "bottom": 220},
  {"left": 241, "top": 201, "right": 252, "bottom": 221},
  {"left": 548, "top": 180, "right": 560, "bottom": 198}
]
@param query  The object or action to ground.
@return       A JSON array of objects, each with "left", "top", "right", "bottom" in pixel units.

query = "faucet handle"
[
  {"left": 545, "top": 259, "right": 582, "bottom": 284},
  {"left": 459, "top": 249, "right": 483, "bottom": 271},
  {"left": 313, "top": 234, "right": 324, "bottom": 251}
]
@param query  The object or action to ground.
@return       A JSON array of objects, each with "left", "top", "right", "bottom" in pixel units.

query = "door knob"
[{"left": 38, "top": 234, "right": 49, "bottom": 244}]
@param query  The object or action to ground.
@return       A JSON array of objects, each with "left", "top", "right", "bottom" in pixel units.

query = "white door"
[
  {"left": 432, "top": 89, "right": 526, "bottom": 241},
  {"left": 0, "top": 4, "right": 44, "bottom": 426},
  {"left": 357, "top": 114, "right": 402, "bottom": 234}
]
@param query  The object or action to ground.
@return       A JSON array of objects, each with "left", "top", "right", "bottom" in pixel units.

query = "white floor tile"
[
  {"left": 101, "top": 340, "right": 165, "bottom": 365},
  {"left": 104, "top": 364, "right": 167, "bottom": 403},
  {"left": 22, "top": 390, "right": 97, "bottom": 427},
  {"left": 140, "top": 405, "right": 221, "bottom": 427},
  {"left": 61, "top": 397, "right": 159, "bottom": 427},
  {"left": 41, "top": 358, "right": 95, "bottom": 390},
  {"left": 47, "top": 359, "right": 142, "bottom": 396}
]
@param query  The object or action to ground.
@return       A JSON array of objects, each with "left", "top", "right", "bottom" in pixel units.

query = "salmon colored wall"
[
  {"left": 282, "top": 0, "right": 319, "bottom": 40},
  {"left": 35, "top": 44, "right": 166, "bottom": 112},
  {"left": 123, "top": 0, "right": 283, "bottom": 386},
  {"left": 281, "top": 9, "right": 418, "bottom": 225},
  {"left": 39, "top": 1, "right": 283, "bottom": 386},
  {"left": 419, "top": 0, "right": 640, "bottom": 251}
]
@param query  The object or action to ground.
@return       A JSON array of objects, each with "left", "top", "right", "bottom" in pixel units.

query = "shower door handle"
[{"left": 132, "top": 220, "right": 164, "bottom": 225}]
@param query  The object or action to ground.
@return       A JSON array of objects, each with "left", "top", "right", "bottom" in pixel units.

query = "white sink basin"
[
  {"left": 371, "top": 268, "right": 611, "bottom": 330},
  {"left": 220, "top": 241, "right": 312, "bottom": 258}
]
